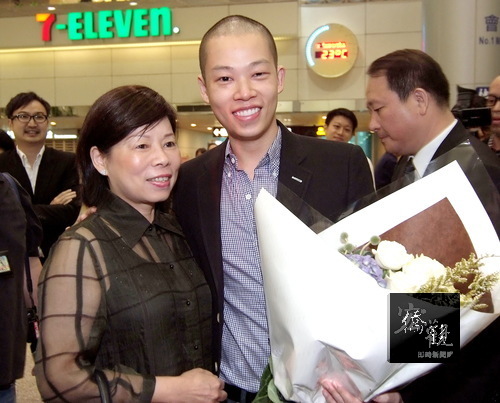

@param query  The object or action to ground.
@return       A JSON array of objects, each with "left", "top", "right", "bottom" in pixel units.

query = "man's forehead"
[{"left": 14, "top": 101, "right": 46, "bottom": 111}]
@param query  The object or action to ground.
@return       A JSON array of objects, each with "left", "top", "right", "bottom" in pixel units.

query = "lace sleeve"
[{"left": 34, "top": 228, "right": 155, "bottom": 402}]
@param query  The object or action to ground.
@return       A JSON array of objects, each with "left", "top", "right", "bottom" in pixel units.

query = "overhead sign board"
[{"left": 37, "top": 7, "right": 174, "bottom": 42}]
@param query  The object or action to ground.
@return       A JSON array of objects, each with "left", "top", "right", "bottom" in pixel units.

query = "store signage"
[
  {"left": 305, "top": 24, "right": 358, "bottom": 78},
  {"left": 37, "top": 7, "right": 173, "bottom": 42}
]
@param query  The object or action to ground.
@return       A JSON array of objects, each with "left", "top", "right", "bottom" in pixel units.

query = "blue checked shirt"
[{"left": 219, "top": 130, "right": 282, "bottom": 392}]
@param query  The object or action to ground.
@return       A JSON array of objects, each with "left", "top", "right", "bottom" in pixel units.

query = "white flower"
[
  {"left": 387, "top": 255, "right": 447, "bottom": 292},
  {"left": 372, "top": 240, "right": 413, "bottom": 271}
]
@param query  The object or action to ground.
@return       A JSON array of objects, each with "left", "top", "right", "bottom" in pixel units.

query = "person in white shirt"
[{"left": 0, "top": 92, "right": 80, "bottom": 260}]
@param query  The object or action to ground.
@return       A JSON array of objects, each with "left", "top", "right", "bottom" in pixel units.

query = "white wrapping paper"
[{"left": 254, "top": 161, "right": 500, "bottom": 402}]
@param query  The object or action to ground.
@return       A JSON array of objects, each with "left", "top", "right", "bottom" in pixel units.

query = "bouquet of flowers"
[
  {"left": 254, "top": 161, "right": 500, "bottom": 402},
  {"left": 341, "top": 237, "right": 498, "bottom": 310}
]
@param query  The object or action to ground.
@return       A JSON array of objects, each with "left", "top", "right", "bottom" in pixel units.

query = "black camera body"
[{"left": 452, "top": 107, "right": 492, "bottom": 129}]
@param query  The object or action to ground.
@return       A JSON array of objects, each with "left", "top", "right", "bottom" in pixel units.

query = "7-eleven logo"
[{"left": 37, "top": 13, "right": 56, "bottom": 42}]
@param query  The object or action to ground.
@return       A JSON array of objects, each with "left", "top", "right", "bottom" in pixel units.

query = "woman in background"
[{"left": 35, "top": 85, "right": 226, "bottom": 402}]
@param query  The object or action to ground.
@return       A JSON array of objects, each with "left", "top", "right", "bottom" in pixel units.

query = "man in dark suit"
[
  {"left": 0, "top": 92, "right": 80, "bottom": 260},
  {"left": 366, "top": 50, "right": 499, "bottom": 232},
  {"left": 173, "top": 15, "right": 374, "bottom": 403},
  {"left": 323, "top": 50, "right": 499, "bottom": 403}
]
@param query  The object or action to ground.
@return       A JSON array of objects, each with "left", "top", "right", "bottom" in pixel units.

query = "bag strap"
[
  {"left": 94, "top": 369, "right": 112, "bottom": 403},
  {"left": 2, "top": 172, "right": 35, "bottom": 307}
]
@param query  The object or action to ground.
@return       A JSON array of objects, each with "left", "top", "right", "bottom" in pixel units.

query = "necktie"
[{"left": 403, "top": 156, "right": 416, "bottom": 176}]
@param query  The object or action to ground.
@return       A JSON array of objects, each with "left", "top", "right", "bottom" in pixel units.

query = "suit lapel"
[
  {"left": 5, "top": 150, "right": 33, "bottom": 197},
  {"left": 431, "top": 121, "right": 468, "bottom": 161},
  {"left": 276, "top": 123, "right": 313, "bottom": 215},
  {"left": 197, "top": 144, "right": 226, "bottom": 299}
]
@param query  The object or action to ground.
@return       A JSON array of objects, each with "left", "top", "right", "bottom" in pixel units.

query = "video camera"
[
  {"left": 451, "top": 85, "right": 492, "bottom": 129},
  {"left": 452, "top": 107, "right": 491, "bottom": 129}
]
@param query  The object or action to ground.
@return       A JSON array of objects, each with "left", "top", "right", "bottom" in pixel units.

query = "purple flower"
[{"left": 346, "top": 254, "right": 387, "bottom": 288}]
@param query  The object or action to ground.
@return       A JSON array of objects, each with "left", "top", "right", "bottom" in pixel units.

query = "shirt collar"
[
  {"left": 224, "top": 126, "right": 282, "bottom": 175},
  {"left": 413, "top": 119, "right": 457, "bottom": 177},
  {"left": 97, "top": 192, "right": 183, "bottom": 248},
  {"left": 16, "top": 145, "right": 45, "bottom": 165}
]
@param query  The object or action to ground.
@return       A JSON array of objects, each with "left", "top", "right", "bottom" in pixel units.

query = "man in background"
[
  {"left": 324, "top": 107, "right": 358, "bottom": 143},
  {"left": 0, "top": 92, "right": 80, "bottom": 260},
  {"left": 324, "top": 107, "right": 375, "bottom": 184},
  {"left": 173, "top": 15, "right": 374, "bottom": 403},
  {"left": 365, "top": 50, "right": 499, "bottom": 191}
]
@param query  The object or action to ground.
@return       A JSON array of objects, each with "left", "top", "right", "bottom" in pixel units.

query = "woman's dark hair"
[{"left": 77, "top": 85, "right": 177, "bottom": 207}]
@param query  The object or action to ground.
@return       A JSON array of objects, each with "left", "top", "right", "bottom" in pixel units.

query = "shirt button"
[
  {"left": 216, "top": 313, "right": 221, "bottom": 323},
  {"left": 186, "top": 299, "right": 191, "bottom": 306},
  {"left": 245, "top": 194, "right": 252, "bottom": 200},
  {"left": 231, "top": 157, "right": 236, "bottom": 164},
  {"left": 194, "top": 344, "right": 199, "bottom": 350},
  {"left": 147, "top": 225, "right": 153, "bottom": 231},
  {"left": 170, "top": 264, "right": 175, "bottom": 269}
]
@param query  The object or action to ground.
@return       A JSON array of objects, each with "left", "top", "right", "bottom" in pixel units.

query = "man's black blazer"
[
  {"left": 394, "top": 121, "right": 500, "bottom": 403},
  {"left": 0, "top": 147, "right": 80, "bottom": 258},
  {"left": 393, "top": 121, "right": 499, "bottom": 189},
  {"left": 173, "top": 121, "right": 374, "bottom": 370}
]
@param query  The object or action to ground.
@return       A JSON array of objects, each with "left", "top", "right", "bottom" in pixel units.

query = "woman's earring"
[{"left": 101, "top": 170, "right": 107, "bottom": 176}]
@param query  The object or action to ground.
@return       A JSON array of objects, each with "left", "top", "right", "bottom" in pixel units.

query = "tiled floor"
[{"left": 16, "top": 348, "right": 42, "bottom": 403}]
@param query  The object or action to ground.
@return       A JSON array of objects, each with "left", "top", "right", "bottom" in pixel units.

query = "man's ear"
[
  {"left": 413, "top": 88, "right": 430, "bottom": 115},
  {"left": 277, "top": 65, "right": 286, "bottom": 94},
  {"left": 90, "top": 146, "right": 107, "bottom": 174},
  {"left": 198, "top": 74, "right": 210, "bottom": 104}
]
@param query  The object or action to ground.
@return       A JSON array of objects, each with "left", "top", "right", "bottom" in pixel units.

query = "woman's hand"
[
  {"left": 320, "top": 379, "right": 402, "bottom": 403},
  {"left": 153, "top": 368, "right": 227, "bottom": 403}
]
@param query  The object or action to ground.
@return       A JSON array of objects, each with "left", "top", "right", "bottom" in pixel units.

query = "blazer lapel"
[
  {"left": 197, "top": 144, "right": 226, "bottom": 299},
  {"left": 431, "top": 121, "right": 468, "bottom": 161},
  {"left": 276, "top": 123, "right": 313, "bottom": 216},
  {"left": 5, "top": 151, "right": 34, "bottom": 198}
]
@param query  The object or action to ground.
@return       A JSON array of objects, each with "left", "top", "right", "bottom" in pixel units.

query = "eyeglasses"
[
  {"left": 485, "top": 95, "right": 500, "bottom": 107},
  {"left": 12, "top": 113, "right": 48, "bottom": 124}
]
